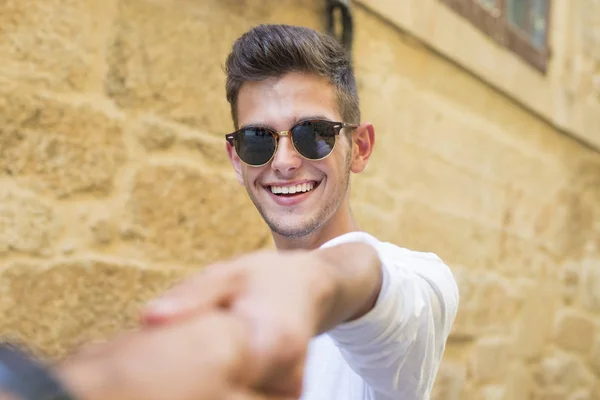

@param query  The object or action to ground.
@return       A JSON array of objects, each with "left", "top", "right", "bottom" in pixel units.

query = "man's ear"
[
  {"left": 350, "top": 122, "right": 375, "bottom": 174},
  {"left": 226, "top": 142, "right": 245, "bottom": 185}
]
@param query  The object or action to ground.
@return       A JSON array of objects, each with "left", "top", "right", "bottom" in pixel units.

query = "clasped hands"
[{"left": 139, "top": 249, "right": 338, "bottom": 400}]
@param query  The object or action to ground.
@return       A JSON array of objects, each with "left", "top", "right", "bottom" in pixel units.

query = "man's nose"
[{"left": 271, "top": 136, "right": 302, "bottom": 175}]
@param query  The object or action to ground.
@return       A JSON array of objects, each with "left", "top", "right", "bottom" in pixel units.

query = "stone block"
[
  {"left": 177, "top": 133, "right": 231, "bottom": 167},
  {"left": 0, "top": 258, "right": 185, "bottom": 360},
  {"left": 568, "top": 389, "right": 593, "bottom": 400},
  {"left": 562, "top": 261, "right": 582, "bottom": 305},
  {"left": 134, "top": 114, "right": 178, "bottom": 151},
  {"left": 351, "top": 178, "right": 398, "bottom": 214},
  {"left": 447, "top": 267, "right": 520, "bottom": 338},
  {"left": 538, "top": 387, "right": 569, "bottom": 400},
  {"left": 554, "top": 309, "right": 597, "bottom": 353},
  {"left": 513, "top": 279, "right": 557, "bottom": 360},
  {"left": 396, "top": 196, "right": 557, "bottom": 285},
  {"left": 581, "top": 255, "right": 600, "bottom": 312},
  {"left": 0, "top": 184, "right": 59, "bottom": 257},
  {"left": 105, "top": 0, "right": 321, "bottom": 133},
  {"left": 592, "top": 381, "right": 600, "bottom": 400},
  {"left": 47, "top": 202, "right": 121, "bottom": 256},
  {"left": 89, "top": 217, "right": 115, "bottom": 246},
  {"left": 552, "top": 168, "right": 600, "bottom": 262},
  {"left": 377, "top": 134, "right": 510, "bottom": 227},
  {"left": 505, "top": 362, "right": 535, "bottom": 400},
  {"left": 431, "top": 361, "right": 465, "bottom": 400},
  {"left": 535, "top": 351, "right": 595, "bottom": 391},
  {"left": 591, "top": 336, "right": 600, "bottom": 376},
  {"left": 132, "top": 114, "right": 230, "bottom": 166},
  {"left": 0, "top": 83, "right": 126, "bottom": 198},
  {"left": 469, "top": 337, "right": 512, "bottom": 384},
  {"left": 389, "top": 94, "right": 561, "bottom": 207},
  {"left": 479, "top": 385, "right": 505, "bottom": 400},
  {"left": 123, "top": 163, "right": 271, "bottom": 265},
  {"left": 352, "top": 202, "right": 400, "bottom": 244},
  {"left": 396, "top": 199, "right": 501, "bottom": 271},
  {"left": 0, "top": 0, "right": 117, "bottom": 91}
]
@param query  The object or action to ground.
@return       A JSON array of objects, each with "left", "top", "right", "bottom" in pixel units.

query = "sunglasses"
[{"left": 225, "top": 119, "right": 359, "bottom": 167}]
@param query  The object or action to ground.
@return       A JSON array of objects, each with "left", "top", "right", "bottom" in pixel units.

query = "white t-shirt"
[{"left": 300, "top": 231, "right": 459, "bottom": 400}]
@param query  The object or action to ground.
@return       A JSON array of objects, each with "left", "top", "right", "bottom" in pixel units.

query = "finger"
[{"left": 141, "top": 264, "right": 243, "bottom": 325}]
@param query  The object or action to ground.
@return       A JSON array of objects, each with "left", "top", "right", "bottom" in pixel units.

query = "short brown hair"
[{"left": 225, "top": 24, "right": 360, "bottom": 129}]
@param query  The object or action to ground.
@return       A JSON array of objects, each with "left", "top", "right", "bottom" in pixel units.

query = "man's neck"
[{"left": 272, "top": 206, "right": 361, "bottom": 251}]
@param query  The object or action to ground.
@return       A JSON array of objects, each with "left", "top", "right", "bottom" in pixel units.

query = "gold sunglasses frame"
[{"left": 225, "top": 119, "right": 359, "bottom": 167}]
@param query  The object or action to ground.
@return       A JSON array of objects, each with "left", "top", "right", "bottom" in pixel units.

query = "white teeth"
[{"left": 270, "top": 182, "right": 317, "bottom": 195}]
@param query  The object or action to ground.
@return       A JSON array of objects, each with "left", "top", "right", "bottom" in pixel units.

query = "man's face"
[{"left": 227, "top": 72, "right": 353, "bottom": 238}]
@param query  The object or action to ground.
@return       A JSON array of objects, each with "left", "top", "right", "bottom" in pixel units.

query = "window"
[{"left": 439, "top": 0, "right": 552, "bottom": 73}]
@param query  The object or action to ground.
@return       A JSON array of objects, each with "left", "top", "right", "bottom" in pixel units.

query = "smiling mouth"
[{"left": 268, "top": 181, "right": 320, "bottom": 197}]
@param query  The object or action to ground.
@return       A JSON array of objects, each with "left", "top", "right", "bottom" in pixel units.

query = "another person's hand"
[
  {"left": 56, "top": 311, "right": 289, "bottom": 400},
  {"left": 141, "top": 250, "right": 338, "bottom": 397}
]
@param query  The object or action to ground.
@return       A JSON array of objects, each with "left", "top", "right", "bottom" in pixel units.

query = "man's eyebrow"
[
  {"left": 291, "top": 115, "right": 332, "bottom": 124},
  {"left": 239, "top": 116, "right": 333, "bottom": 131},
  {"left": 239, "top": 122, "right": 274, "bottom": 130}
]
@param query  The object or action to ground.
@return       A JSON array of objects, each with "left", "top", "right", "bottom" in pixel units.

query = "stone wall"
[{"left": 0, "top": 0, "right": 599, "bottom": 398}]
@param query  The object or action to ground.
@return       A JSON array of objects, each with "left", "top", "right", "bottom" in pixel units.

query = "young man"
[
  {"left": 143, "top": 24, "right": 459, "bottom": 400},
  {"left": 0, "top": 24, "right": 458, "bottom": 400}
]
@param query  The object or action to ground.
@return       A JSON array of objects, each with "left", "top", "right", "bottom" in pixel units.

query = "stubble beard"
[{"left": 248, "top": 158, "right": 352, "bottom": 240}]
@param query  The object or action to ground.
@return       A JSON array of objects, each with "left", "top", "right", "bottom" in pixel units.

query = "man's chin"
[{"left": 266, "top": 218, "right": 319, "bottom": 239}]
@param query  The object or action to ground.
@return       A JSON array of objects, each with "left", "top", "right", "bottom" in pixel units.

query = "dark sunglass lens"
[
  {"left": 236, "top": 128, "right": 276, "bottom": 166},
  {"left": 292, "top": 121, "right": 336, "bottom": 160}
]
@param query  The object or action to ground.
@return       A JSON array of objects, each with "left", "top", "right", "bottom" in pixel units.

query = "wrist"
[
  {"left": 315, "top": 242, "right": 382, "bottom": 328},
  {"left": 55, "top": 344, "right": 125, "bottom": 400},
  {"left": 303, "top": 251, "right": 341, "bottom": 335}
]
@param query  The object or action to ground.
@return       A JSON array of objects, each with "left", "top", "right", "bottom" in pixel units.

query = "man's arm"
[
  {"left": 143, "top": 237, "right": 459, "bottom": 398},
  {"left": 144, "top": 242, "right": 383, "bottom": 333}
]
